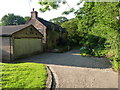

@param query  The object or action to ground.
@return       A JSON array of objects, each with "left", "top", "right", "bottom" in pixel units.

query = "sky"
[{"left": 0, "top": 0, "right": 84, "bottom": 21}]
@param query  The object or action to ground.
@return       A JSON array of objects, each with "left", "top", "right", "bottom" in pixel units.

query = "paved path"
[{"left": 20, "top": 50, "right": 118, "bottom": 88}]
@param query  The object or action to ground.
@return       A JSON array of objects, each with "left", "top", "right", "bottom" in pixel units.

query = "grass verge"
[{"left": 0, "top": 62, "right": 47, "bottom": 90}]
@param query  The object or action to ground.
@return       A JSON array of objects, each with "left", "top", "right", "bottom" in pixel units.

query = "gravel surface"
[{"left": 20, "top": 50, "right": 118, "bottom": 88}]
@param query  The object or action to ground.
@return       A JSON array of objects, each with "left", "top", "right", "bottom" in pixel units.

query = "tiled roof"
[
  {"left": 37, "top": 17, "right": 66, "bottom": 32},
  {"left": 0, "top": 24, "right": 30, "bottom": 36}
]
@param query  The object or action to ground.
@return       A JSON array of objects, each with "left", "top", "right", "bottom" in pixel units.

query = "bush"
[
  {"left": 80, "top": 47, "right": 91, "bottom": 56},
  {"left": 111, "top": 57, "right": 120, "bottom": 71}
]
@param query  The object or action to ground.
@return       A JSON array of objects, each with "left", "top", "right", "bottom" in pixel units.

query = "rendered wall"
[{"left": 1, "top": 37, "right": 12, "bottom": 62}]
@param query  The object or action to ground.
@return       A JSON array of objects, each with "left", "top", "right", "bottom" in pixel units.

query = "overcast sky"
[{"left": 0, "top": 0, "right": 84, "bottom": 21}]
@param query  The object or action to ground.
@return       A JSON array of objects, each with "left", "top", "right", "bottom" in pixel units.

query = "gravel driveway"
[{"left": 20, "top": 50, "right": 118, "bottom": 88}]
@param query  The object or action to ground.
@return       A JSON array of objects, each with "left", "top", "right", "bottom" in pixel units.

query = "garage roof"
[{"left": 0, "top": 24, "right": 34, "bottom": 36}]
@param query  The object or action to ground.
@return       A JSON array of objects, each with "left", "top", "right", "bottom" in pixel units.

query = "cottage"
[
  {"left": 26, "top": 9, "right": 67, "bottom": 50},
  {"left": 0, "top": 24, "right": 43, "bottom": 62}
]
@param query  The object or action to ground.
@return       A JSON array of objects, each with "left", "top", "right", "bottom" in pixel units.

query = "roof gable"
[
  {"left": 0, "top": 24, "right": 43, "bottom": 37},
  {"left": 12, "top": 25, "right": 43, "bottom": 38}
]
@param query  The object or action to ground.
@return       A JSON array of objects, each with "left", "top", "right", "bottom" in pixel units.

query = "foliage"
[
  {"left": 61, "top": 18, "right": 80, "bottom": 46},
  {"left": 37, "top": 0, "right": 120, "bottom": 70},
  {"left": 24, "top": 16, "right": 30, "bottom": 22},
  {"left": 77, "top": 2, "right": 120, "bottom": 70},
  {"left": 49, "top": 16, "right": 68, "bottom": 25},
  {"left": 80, "top": 35, "right": 107, "bottom": 57},
  {"left": 38, "top": 0, "right": 67, "bottom": 12},
  {"left": 111, "top": 57, "right": 120, "bottom": 71},
  {"left": 1, "top": 63, "right": 47, "bottom": 89},
  {"left": 62, "top": 8, "right": 75, "bottom": 15},
  {"left": 1, "top": 14, "right": 26, "bottom": 26},
  {"left": 38, "top": 0, "right": 83, "bottom": 15}
]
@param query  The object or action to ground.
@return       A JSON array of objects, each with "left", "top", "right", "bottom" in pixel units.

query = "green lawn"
[{"left": 1, "top": 62, "right": 47, "bottom": 90}]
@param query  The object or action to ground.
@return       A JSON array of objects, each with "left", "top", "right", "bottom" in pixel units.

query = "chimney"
[{"left": 31, "top": 8, "right": 38, "bottom": 19}]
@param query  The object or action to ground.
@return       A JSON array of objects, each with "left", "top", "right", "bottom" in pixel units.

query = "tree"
[
  {"left": 38, "top": 0, "right": 67, "bottom": 12},
  {"left": 38, "top": 0, "right": 82, "bottom": 15},
  {"left": 77, "top": 2, "right": 120, "bottom": 58},
  {"left": 38, "top": 0, "right": 120, "bottom": 70},
  {"left": 1, "top": 14, "right": 26, "bottom": 26},
  {"left": 61, "top": 18, "right": 80, "bottom": 46},
  {"left": 24, "top": 16, "right": 30, "bottom": 22},
  {"left": 49, "top": 17, "right": 68, "bottom": 25}
]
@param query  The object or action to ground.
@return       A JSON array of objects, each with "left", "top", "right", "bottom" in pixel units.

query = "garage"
[
  {"left": 13, "top": 38, "right": 42, "bottom": 59},
  {"left": 0, "top": 24, "right": 43, "bottom": 62}
]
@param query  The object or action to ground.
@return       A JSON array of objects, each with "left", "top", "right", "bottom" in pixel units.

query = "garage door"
[{"left": 13, "top": 38, "right": 42, "bottom": 59}]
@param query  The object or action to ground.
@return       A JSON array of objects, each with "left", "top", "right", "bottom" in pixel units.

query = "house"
[
  {"left": 26, "top": 9, "right": 67, "bottom": 50},
  {"left": 0, "top": 24, "right": 43, "bottom": 62}
]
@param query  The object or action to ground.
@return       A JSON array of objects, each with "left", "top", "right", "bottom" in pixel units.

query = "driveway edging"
[
  {"left": 49, "top": 66, "right": 59, "bottom": 88},
  {"left": 45, "top": 66, "right": 59, "bottom": 89},
  {"left": 45, "top": 66, "right": 52, "bottom": 89}
]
